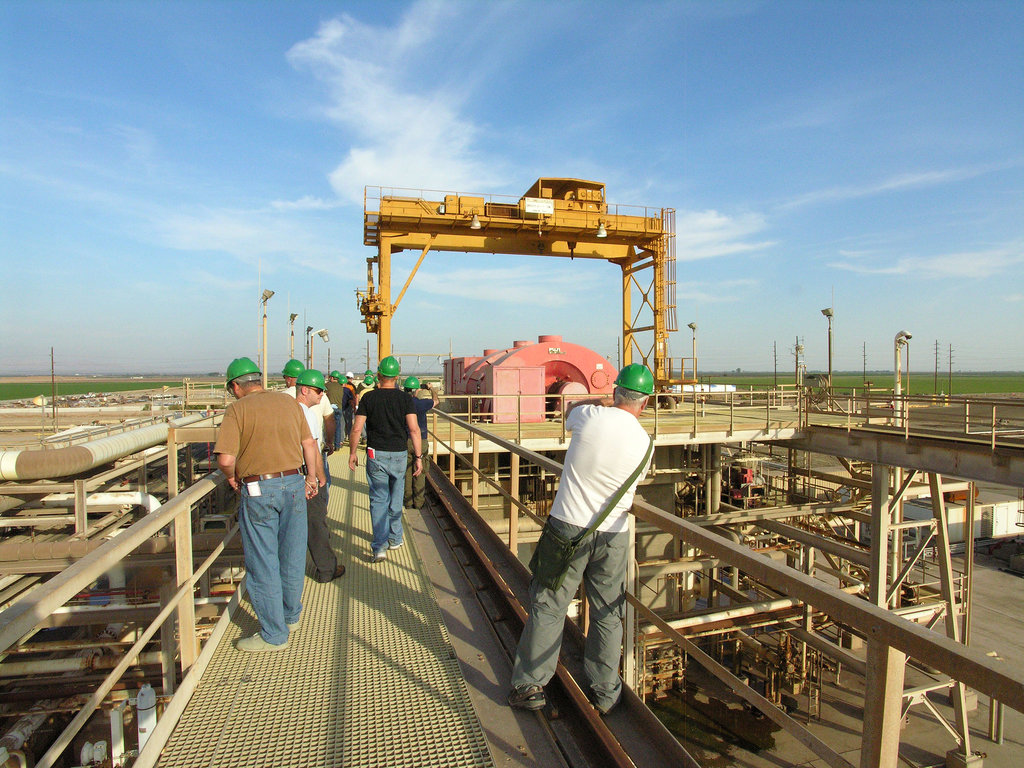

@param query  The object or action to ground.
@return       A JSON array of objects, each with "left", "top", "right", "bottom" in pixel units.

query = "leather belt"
[{"left": 241, "top": 468, "right": 301, "bottom": 483}]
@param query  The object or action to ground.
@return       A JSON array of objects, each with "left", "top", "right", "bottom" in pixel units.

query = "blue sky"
[{"left": 2, "top": 0, "right": 1022, "bottom": 376}]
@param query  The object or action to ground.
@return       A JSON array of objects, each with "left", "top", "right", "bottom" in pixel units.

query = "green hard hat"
[
  {"left": 330, "top": 370, "right": 341, "bottom": 380},
  {"left": 363, "top": 374, "right": 375, "bottom": 386},
  {"left": 377, "top": 355, "right": 401, "bottom": 377},
  {"left": 225, "top": 357, "right": 260, "bottom": 384},
  {"left": 403, "top": 375, "right": 420, "bottom": 390},
  {"left": 282, "top": 359, "right": 305, "bottom": 378},
  {"left": 364, "top": 368, "right": 373, "bottom": 375},
  {"left": 614, "top": 363, "right": 654, "bottom": 395},
  {"left": 296, "top": 368, "right": 326, "bottom": 391}
]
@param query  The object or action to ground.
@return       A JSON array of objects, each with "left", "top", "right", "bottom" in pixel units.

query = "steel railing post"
[
  {"left": 471, "top": 433, "right": 480, "bottom": 509},
  {"left": 509, "top": 452, "right": 520, "bottom": 556},
  {"left": 174, "top": 502, "right": 198, "bottom": 673}
]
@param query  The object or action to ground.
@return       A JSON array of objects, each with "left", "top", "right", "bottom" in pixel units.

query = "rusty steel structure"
[{"left": 361, "top": 179, "right": 684, "bottom": 387}]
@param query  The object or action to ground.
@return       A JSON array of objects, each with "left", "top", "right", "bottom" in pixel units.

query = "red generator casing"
[{"left": 444, "top": 335, "right": 615, "bottom": 423}]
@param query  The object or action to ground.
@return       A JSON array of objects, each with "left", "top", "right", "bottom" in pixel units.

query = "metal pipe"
[
  {"left": 39, "top": 491, "right": 161, "bottom": 514},
  {"left": 0, "top": 414, "right": 205, "bottom": 482},
  {"left": 640, "top": 595, "right": 802, "bottom": 634},
  {"left": 0, "top": 473, "right": 224, "bottom": 652},
  {"left": 0, "top": 651, "right": 163, "bottom": 678}
]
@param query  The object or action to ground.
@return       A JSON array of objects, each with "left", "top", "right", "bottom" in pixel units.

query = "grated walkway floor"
[{"left": 157, "top": 454, "right": 494, "bottom": 768}]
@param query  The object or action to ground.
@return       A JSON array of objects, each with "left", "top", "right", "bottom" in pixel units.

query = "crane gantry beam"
[{"left": 361, "top": 179, "right": 684, "bottom": 386}]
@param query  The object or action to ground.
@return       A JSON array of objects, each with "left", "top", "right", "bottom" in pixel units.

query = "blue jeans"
[
  {"left": 511, "top": 516, "right": 629, "bottom": 711},
  {"left": 332, "top": 405, "right": 343, "bottom": 448},
  {"left": 366, "top": 449, "right": 407, "bottom": 554},
  {"left": 238, "top": 473, "right": 307, "bottom": 645}
]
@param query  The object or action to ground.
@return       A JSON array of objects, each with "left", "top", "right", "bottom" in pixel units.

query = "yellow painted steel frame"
[{"left": 361, "top": 180, "right": 681, "bottom": 386}]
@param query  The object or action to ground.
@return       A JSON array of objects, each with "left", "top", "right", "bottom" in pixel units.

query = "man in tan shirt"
[{"left": 215, "top": 357, "right": 320, "bottom": 651}]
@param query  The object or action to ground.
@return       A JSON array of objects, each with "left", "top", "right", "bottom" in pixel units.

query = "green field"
[
  {"left": 705, "top": 372, "right": 1024, "bottom": 396},
  {"left": 0, "top": 380, "right": 181, "bottom": 401}
]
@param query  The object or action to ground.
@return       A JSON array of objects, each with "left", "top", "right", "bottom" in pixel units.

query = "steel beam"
[{"left": 791, "top": 427, "right": 1024, "bottom": 486}]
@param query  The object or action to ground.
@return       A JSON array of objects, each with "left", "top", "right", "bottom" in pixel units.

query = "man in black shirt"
[{"left": 348, "top": 356, "right": 422, "bottom": 562}]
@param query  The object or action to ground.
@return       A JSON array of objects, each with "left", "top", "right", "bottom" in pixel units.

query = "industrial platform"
[{"left": 156, "top": 456, "right": 496, "bottom": 768}]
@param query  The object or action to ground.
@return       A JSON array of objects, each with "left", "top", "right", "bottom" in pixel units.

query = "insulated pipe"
[
  {"left": 0, "top": 651, "right": 163, "bottom": 678},
  {"left": 39, "top": 492, "right": 162, "bottom": 514},
  {"left": 0, "top": 414, "right": 205, "bottom": 482},
  {"left": 641, "top": 595, "right": 803, "bottom": 634}
]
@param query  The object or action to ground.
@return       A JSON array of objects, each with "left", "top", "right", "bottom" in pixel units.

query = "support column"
[
  {"left": 704, "top": 444, "right": 722, "bottom": 516},
  {"left": 861, "top": 464, "right": 906, "bottom": 768},
  {"left": 621, "top": 262, "right": 633, "bottom": 366},
  {"left": 470, "top": 434, "right": 480, "bottom": 510},
  {"left": 377, "top": 238, "right": 392, "bottom": 362},
  {"left": 509, "top": 453, "right": 520, "bottom": 555},
  {"left": 74, "top": 479, "right": 88, "bottom": 536},
  {"left": 928, "top": 474, "right": 973, "bottom": 760},
  {"left": 159, "top": 579, "right": 177, "bottom": 696},
  {"left": 174, "top": 506, "right": 197, "bottom": 674},
  {"left": 167, "top": 429, "right": 179, "bottom": 499}
]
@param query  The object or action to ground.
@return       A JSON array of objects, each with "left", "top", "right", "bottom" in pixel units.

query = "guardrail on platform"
[
  {"left": 802, "top": 388, "right": 1024, "bottom": 448},
  {"left": 428, "top": 409, "right": 1024, "bottom": 766},
  {"left": 432, "top": 387, "right": 805, "bottom": 443},
  {"left": 0, "top": 469, "right": 237, "bottom": 768}
]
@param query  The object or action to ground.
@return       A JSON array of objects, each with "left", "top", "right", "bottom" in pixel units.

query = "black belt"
[{"left": 241, "top": 468, "right": 300, "bottom": 483}]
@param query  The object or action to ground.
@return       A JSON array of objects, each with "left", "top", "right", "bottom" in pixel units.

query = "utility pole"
[
  {"left": 862, "top": 342, "right": 867, "bottom": 383},
  {"left": 793, "top": 336, "right": 804, "bottom": 386},
  {"left": 934, "top": 339, "right": 939, "bottom": 395},
  {"left": 50, "top": 347, "right": 57, "bottom": 426},
  {"left": 948, "top": 344, "right": 954, "bottom": 395},
  {"left": 773, "top": 341, "right": 778, "bottom": 388}
]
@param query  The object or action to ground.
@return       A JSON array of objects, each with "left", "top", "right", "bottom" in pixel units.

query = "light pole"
[
  {"left": 820, "top": 307, "right": 833, "bottom": 389},
  {"left": 687, "top": 322, "right": 698, "bottom": 383},
  {"left": 289, "top": 313, "right": 298, "bottom": 360},
  {"left": 260, "top": 290, "right": 274, "bottom": 389},
  {"left": 304, "top": 325, "right": 314, "bottom": 367},
  {"left": 309, "top": 328, "right": 329, "bottom": 369},
  {"left": 894, "top": 330, "right": 912, "bottom": 396}
]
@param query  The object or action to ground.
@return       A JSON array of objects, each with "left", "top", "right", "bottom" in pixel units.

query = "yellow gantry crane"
[{"left": 360, "top": 178, "right": 687, "bottom": 388}]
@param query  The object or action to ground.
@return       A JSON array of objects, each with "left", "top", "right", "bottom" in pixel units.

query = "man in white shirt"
[
  {"left": 283, "top": 359, "right": 336, "bottom": 495},
  {"left": 508, "top": 364, "right": 653, "bottom": 716},
  {"left": 295, "top": 369, "right": 344, "bottom": 582}
]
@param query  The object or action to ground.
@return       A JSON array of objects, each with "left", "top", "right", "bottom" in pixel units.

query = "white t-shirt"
[
  {"left": 285, "top": 386, "right": 334, "bottom": 440},
  {"left": 550, "top": 404, "right": 652, "bottom": 533},
  {"left": 299, "top": 402, "right": 324, "bottom": 451}
]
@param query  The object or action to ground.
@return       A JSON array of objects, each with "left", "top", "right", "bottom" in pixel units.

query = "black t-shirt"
[{"left": 356, "top": 387, "right": 414, "bottom": 452}]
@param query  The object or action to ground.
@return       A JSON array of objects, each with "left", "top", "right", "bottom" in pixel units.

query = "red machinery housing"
[{"left": 444, "top": 335, "right": 615, "bottom": 423}]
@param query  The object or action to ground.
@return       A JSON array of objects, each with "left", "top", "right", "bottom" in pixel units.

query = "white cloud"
[
  {"left": 780, "top": 165, "right": 1003, "bottom": 210},
  {"left": 674, "top": 210, "right": 774, "bottom": 261},
  {"left": 287, "top": 5, "right": 504, "bottom": 204},
  {"left": 830, "top": 243, "right": 1024, "bottom": 278},
  {"left": 270, "top": 195, "right": 344, "bottom": 211},
  {"left": 154, "top": 208, "right": 351, "bottom": 274}
]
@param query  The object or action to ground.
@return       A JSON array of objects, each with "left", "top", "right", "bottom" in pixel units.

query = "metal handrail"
[
  {"left": 431, "top": 410, "right": 1024, "bottom": 714},
  {"left": 0, "top": 470, "right": 235, "bottom": 768}
]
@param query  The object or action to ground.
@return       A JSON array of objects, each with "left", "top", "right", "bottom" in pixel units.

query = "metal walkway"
[{"left": 156, "top": 456, "right": 494, "bottom": 768}]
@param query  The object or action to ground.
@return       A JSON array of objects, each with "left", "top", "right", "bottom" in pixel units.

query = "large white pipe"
[
  {"left": 39, "top": 492, "right": 162, "bottom": 514},
  {"left": 0, "top": 414, "right": 205, "bottom": 482}
]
